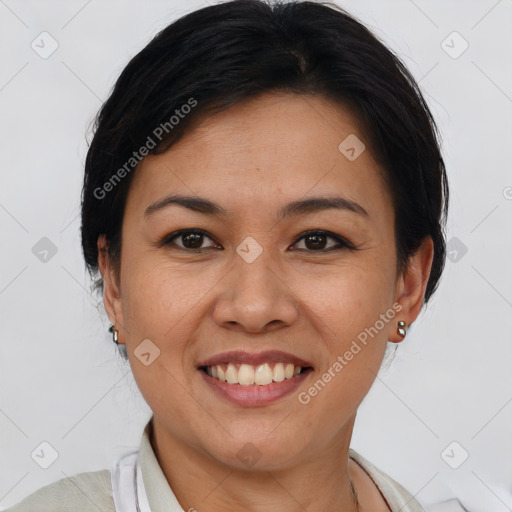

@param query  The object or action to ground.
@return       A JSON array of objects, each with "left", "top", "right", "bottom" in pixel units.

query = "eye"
[
  {"left": 160, "top": 229, "right": 219, "bottom": 251},
  {"left": 290, "top": 230, "right": 356, "bottom": 252},
  {"left": 159, "top": 228, "right": 356, "bottom": 252}
]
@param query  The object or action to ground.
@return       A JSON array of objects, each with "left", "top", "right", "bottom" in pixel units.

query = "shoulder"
[
  {"left": 2, "top": 469, "right": 115, "bottom": 512},
  {"left": 349, "top": 449, "right": 426, "bottom": 512}
]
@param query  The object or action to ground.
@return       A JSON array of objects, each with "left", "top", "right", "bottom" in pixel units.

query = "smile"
[
  {"left": 201, "top": 362, "right": 308, "bottom": 386},
  {"left": 197, "top": 350, "right": 314, "bottom": 406}
]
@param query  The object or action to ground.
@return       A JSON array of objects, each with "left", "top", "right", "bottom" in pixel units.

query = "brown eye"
[
  {"left": 160, "top": 228, "right": 355, "bottom": 253},
  {"left": 161, "top": 229, "right": 219, "bottom": 251},
  {"left": 291, "top": 230, "right": 355, "bottom": 252}
]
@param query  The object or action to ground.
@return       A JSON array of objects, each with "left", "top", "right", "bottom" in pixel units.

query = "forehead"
[{"left": 125, "top": 92, "right": 391, "bottom": 221}]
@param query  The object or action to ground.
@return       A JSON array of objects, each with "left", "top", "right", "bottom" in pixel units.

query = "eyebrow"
[{"left": 144, "top": 194, "right": 369, "bottom": 220}]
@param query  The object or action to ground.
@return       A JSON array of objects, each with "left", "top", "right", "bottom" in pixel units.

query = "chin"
[{"left": 205, "top": 431, "right": 309, "bottom": 472}]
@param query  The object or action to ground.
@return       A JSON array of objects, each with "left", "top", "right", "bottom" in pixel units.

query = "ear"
[
  {"left": 97, "top": 234, "right": 126, "bottom": 345},
  {"left": 388, "top": 236, "right": 434, "bottom": 343}
]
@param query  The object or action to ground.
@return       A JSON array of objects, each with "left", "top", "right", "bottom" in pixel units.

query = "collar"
[{"left": 138, "top": 416, "right": 184, "bottom": 511}]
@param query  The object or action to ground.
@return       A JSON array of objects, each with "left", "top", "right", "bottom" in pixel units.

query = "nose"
[{"left": 211, "top": 248, "right": 299, "bottom": 334}]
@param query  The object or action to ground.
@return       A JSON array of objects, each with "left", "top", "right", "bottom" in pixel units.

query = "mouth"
[
  {"left": 197, "top": 350, "right": 314, "bottom": 406},
  {"left": 199, "top": 362, "right": 312, "bottom": 385},
  {"left": 197, "top": 349, "right": 314, "bottom": 384}
]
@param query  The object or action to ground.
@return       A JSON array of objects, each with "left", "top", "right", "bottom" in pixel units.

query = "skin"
[{"left": 98, "top": 92, "right": 433, "bottom": 512}]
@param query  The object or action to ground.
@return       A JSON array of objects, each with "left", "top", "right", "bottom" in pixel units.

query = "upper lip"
[{"left": 197, "top": 350, "right": 314, "bottom": 369}]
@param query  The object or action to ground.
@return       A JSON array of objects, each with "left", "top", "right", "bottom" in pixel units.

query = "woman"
[{"left": 5, "top": 0, "right": 448, "bottom": 510}]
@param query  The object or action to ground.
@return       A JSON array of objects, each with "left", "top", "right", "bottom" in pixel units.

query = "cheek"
[
  {"left": 119, "top": 254, "right": 222, "bottom": 357},
  {"left": 121, "top": 242, "right": 396, "bottom": 342},
  {"left": 118, "top": 260, "right": 205, "bottom": 410},
  {"left": 292, "top": 254, "right": 395, "bottom": 333},
  {"left": 292, "top": 257, "right": 395, "bottom": 395}
]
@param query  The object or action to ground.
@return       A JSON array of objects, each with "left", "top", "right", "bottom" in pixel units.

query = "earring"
[
  {"left": 109, "top": 324, "right": 119, "bottom": 344},
  {"left": 397, "top": 320, "right": 407, "bottom": 337}
]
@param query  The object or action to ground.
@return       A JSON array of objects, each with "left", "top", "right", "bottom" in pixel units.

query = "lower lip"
[{"left": 199, "top": 368, "right": 313, "bottom": 407}]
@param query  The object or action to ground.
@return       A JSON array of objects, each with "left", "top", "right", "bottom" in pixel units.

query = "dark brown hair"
[{"left": 81, "top": 0, "right": 449, "bottom": 306}]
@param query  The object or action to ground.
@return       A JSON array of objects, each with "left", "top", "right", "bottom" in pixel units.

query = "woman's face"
[{"left": 99, "top": 92, "right": 432, "bottom": 471}]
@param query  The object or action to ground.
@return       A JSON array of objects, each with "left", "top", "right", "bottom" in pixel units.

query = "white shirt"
[{"left": 3, "top": 416, "right": 426, "bottom": 511}]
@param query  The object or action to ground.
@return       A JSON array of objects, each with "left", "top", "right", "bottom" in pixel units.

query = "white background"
[{"left": 0, "top": 1, "right": 511, "bottom": 511}]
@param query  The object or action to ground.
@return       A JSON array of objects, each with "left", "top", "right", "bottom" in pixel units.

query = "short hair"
[{"left": 81, "top": 0, "right": 449, "bottom": 305}]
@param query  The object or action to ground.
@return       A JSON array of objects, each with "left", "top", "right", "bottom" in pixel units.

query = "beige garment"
[{"left": 4, "top": 418, "right": 425, "bottom": 512}]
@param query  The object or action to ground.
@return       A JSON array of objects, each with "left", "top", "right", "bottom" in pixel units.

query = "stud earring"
[
  {"left": 109, "top": 324, "right": 119, "bottom": 344},
  {"left": 397, "top": 320, "right": 407, "bottom": 337}
]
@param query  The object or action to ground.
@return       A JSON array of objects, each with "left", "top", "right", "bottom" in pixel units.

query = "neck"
[{"left": 150, "top": 415, "right": 360, "bottom": 512}]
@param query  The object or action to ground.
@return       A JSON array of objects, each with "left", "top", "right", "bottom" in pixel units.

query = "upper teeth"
[{"left": 206, "top": 362, "right": 303, "bottom": 385}]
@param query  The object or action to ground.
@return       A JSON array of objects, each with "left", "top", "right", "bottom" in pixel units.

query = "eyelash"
[{"left": 159, "top": 228, "right": 357, "bottom": 253}]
